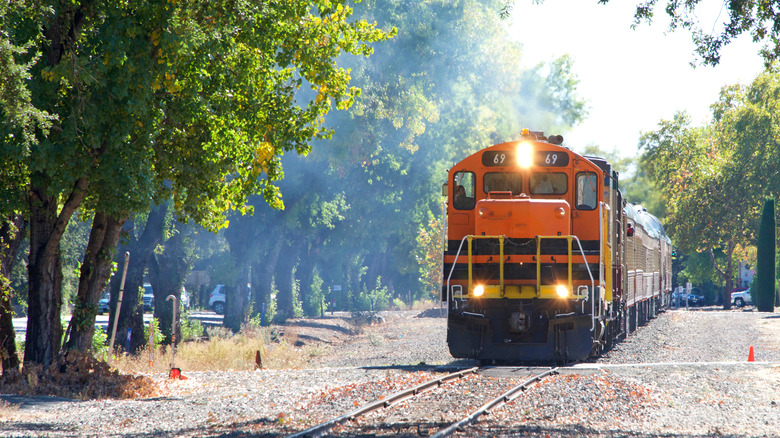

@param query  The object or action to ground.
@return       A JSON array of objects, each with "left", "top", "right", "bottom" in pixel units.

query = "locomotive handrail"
[
  {"left": 445, "top": 235, "right": 472, "bottom": 315},
  {"left": 445, "top": 235, "right": 506, "bottom": 309},
  {"left": 534, "top": 235, "right": 595, "bottom": 303},
  {"left": 446, "top": 234, "right": 594, "bottom": 305}
]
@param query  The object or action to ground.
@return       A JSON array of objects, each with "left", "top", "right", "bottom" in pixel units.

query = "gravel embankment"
[{"left": 2, "top": 307, "right": 779, "bottom": 437}]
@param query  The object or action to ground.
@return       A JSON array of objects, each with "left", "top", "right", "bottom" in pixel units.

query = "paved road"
[{"left": 12, "top": 311, "right": 223, "bottom": 343}]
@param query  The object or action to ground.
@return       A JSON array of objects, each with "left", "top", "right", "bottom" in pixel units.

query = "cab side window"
[
  {"left": 453, "top": 171, "right": 476, "bottom": 210},
  {"left": 575, "top": 172, "right": 598, "bottom": 210}
]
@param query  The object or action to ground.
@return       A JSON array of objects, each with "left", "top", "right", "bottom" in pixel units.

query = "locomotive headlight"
[
  {"left": 473, "top": 285, "right": 485, "bottom": 297},
  {"left": 555, "top": 285, "right": 569, "bottom": 298},
  {"left": 516, "top": 142, "right": 533, "bottom": 168}
]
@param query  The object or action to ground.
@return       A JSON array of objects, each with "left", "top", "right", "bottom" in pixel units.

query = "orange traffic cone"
[{"left": 748, "top": 345, "right": 755, "bottom": 362}]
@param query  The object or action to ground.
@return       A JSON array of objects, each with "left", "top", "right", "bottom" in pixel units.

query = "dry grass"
[
  {"left": 1, "top": 323, "right": 323, "bottom": 401},
  {"left": 410, "top": 299, "right": 440, "bottom": 311},
  {"left": 0, "top": 400, "right": 19, "bottom": 420},
  {"left": 111, "top": 324, "right": 317, "bottom": 374},
  {"left": 1, "top": 351, "right": 158, "bottom": 400}
]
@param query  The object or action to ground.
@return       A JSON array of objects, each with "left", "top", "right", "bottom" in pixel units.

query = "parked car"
[
  {"left": 687, "top": 293, "right": 705, "bottom": 306},
  {"left": 209, "top": 284, "right": 225, "bottom": 315},
  {"left": 142, "top": 283, "right": 154, "bottom": 312},
  {"left": 672, "top": 290, "right": 704, "bottom": 306},
  {"left": 98, "top": 291, "right": 110, "bottom": 314},
  {"left": 733, "top": 288, "right": 753, "bottom": 307}
]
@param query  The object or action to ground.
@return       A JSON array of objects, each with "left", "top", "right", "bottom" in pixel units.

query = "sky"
[{"left": 509, "top": 1, "right": 766, "bottom": 157}]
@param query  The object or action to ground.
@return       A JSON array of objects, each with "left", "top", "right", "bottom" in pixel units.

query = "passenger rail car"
[{"left": 442, "top": 130, "right": 671, "bottom": 363}]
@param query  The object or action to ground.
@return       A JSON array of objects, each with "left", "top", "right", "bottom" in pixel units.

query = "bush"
[
  {"left": 92, "top": 327, "right": 109, "bottom": 359},
  {"left": 180, "top": 315, "right": 204, "bottom": 341},
  {"left": 143, "top": 318, "right": 164, "bottom": 350}
]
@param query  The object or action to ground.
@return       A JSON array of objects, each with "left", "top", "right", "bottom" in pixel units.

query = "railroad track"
[{"left": 285, "top": 366, "right": 559, "bottom": 438}]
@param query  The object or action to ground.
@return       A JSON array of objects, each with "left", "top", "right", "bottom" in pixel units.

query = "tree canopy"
[
  {"left": 1, "top": 0, "right": 391, "bottom": 367},
  {"left": 640, "top": 70, "right": 780, "bottom": 306},
  {"left": 211, "top": 0, "right": 588, "bottom": 325}
]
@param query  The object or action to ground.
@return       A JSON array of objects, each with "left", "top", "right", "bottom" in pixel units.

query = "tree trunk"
[
  {"left": 150, "top": 230, "right": 190, "bottom": 344},
  {"left": 274, "top": 242, "right": 299, "bottom": 321},
  {"left": 107, "top": 203, "right": 168, "bottom": 354},
  {"left": 25, "top": 177, "right": 88, "bottom": 367},
  {"left": 711, "top": 243, "right": 735, "bottom": 310},
  {"left": 223, "top": 269, "right": 250, "bottom": 333},
  {"left": 251, "top": 238, "right": 283, "bottom": 321},
  {"left": 0, "top": 214, "right": 26, "bottom": 373},
  {"left": 64, "top": 213, "right": 126, "bottom": 352},
  {"left": 297, "top": 248, "right": 317, "bottom": 316}
]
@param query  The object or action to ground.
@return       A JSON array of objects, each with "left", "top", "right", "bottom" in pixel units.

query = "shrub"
[{"left": 180, "top": 315, "right": 204, "bottom": 341}]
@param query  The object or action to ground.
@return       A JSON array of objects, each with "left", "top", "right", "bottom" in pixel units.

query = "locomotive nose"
[{"left": 475, "top": 197, "right": 570, "bottom": 239}]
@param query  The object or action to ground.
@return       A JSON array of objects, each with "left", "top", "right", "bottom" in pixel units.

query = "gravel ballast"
[{"left": 2, "top": 307, "right": 779, "bottom": 437}]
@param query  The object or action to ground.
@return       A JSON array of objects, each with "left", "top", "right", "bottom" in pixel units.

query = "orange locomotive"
[{"left": 442, "top": 130, "right": 671, "bottom": 363}]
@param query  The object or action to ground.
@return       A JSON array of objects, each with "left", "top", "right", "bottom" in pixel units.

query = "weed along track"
[{"left": 284, "top": 367, "right": 559, "bottom": 438}]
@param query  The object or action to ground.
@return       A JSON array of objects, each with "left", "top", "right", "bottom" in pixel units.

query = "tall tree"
[
  {"left": 3, "top": 0, "right": 389, "bottom": 366},
  {"left": 755, "top": 198, "right": 776, "bottom": 312},
  {"left": 640, "top": 113, "right": 751, "bottom": 308},
  {"left": 641, "top": 71, "right": 780, "bottom": 307}
]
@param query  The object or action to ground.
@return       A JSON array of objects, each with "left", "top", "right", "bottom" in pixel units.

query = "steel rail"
[
  {"left": 431, "top": 367, "right": 559, "bottom": 438},
  {"left": 285, "top": 366, "right": 479, "bottom": 438}
]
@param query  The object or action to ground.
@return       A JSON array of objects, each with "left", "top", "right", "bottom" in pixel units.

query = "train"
[{"left": 442, "top": 130, "right": 672, "bottom": 363}]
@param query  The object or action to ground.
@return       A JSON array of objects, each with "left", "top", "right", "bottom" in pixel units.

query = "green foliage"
[
  {"left": 291, "top": 278, "right": 303, "bottom": 318},
  {"left": 0, "top": 2, "right": 55, "bottom": 149},
  {"left": 303, "top": 270, "right": 326, "bottom": 317},
  {"left": 92, "top": 327, "right": 109, "bottom": 358},
  {"left": 677, "top": 251, "right": 717, "bottom": 290},
  {"left": 61, "top": 214, "right": 92, "bottom": 309},
  {"left": 640, "top": 111, "right": 748, "bottom": 295},
  {"left": 2, "top": 0, "right": 393, "bottom": 224},
  {"left": 353, "top": 276, "right": 390, "bottom": 311},
  {"left": 756, "top": 198, "right": 776, "bottom": 311},
  {"left": 180, "top": 314, "right": 204, "bottom": 341},
  {"left": 416, "top": 215, "right": 444, "bottom": 299},
  {"left": 640, "top": 70, "right": 780, "bottom": 301},
  {"left": 578, "top": 144, "right": 665, "bottom": 217},
  {"left": 143, "top": 318, "right": 164, "bottom": 350}
]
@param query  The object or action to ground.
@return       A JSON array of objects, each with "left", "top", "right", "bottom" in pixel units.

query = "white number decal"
[
  {"left": 493, "top": 153, "right": 506, "bottom": 164},
  {"left": 545, "top": 153, "right": 558, "bottom": 165}
]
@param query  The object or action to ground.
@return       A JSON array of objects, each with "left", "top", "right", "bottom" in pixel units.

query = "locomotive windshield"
[
  {"left": 530, "top": 172, "right": 567, "bottom": 195},
  {"left": 483, "top": 172, "right": 522, "bottom": 194}
]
